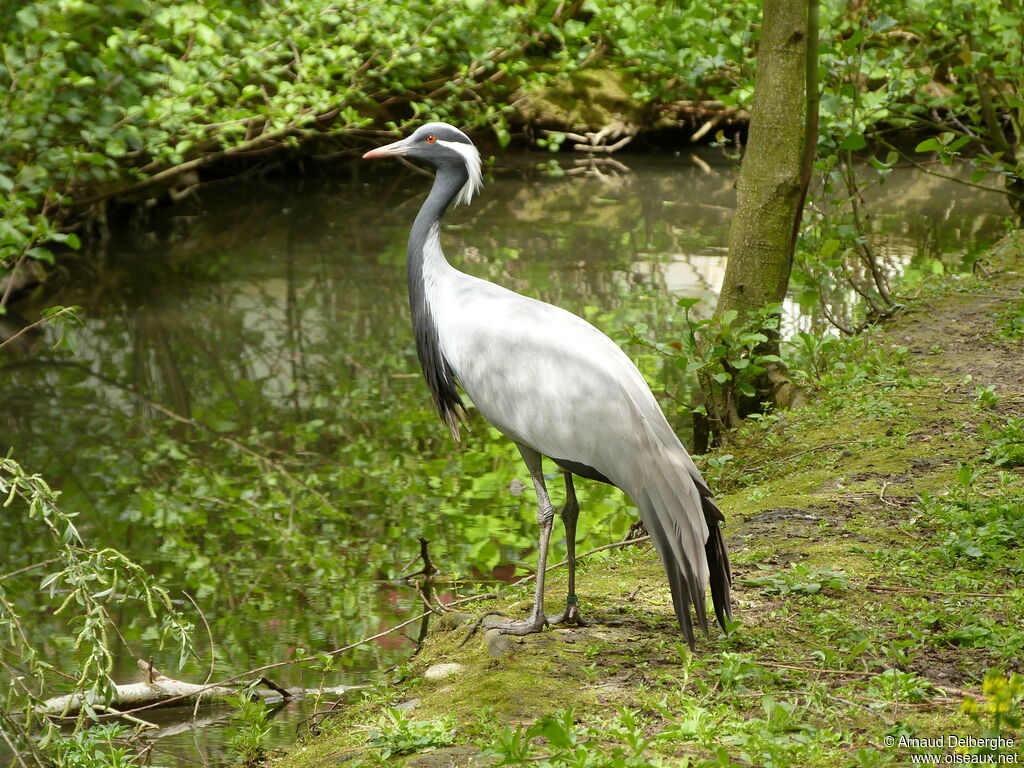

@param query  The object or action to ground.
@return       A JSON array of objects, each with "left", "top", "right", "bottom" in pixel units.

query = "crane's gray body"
[{"left": 366, "top": 122, "right": 731, "bottom": 644}]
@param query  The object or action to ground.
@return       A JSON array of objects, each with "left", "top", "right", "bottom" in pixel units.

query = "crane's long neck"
[
  {"left": 407, "top": 164, "right": 468, "bottom": 273},
  {"left": 407, "top": 164, "right": 469, "bottom": 440}
]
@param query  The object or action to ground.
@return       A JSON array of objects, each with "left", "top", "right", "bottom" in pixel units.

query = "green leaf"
[
  {"left": 820, "top": 238, "right": 841, "bottom": 258},
  {"left": 839, "top": 134, "right": 867, "bottom": 151},
  {"left": 915, "top": 138, "right": 941, "bottom": 153},
  {"left": 105, "top": 137, "right": 127, "bottom": 157}
]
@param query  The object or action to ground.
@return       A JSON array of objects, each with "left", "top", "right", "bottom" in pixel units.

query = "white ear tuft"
[{"left": 438, "top": 139, "right": 483, "bottom": 207}]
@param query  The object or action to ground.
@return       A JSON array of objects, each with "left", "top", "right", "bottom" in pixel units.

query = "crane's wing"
[{"left": 431, "top": 273, "right": 732, "bottom": 643}]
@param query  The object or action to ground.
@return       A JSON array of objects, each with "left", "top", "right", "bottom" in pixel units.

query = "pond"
[{"left": 0, "top": 148, "right": 1010, "bottom": 765}]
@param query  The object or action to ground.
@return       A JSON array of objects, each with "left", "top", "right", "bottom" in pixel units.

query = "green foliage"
[
  {"left": 48, "top": 723, "right": 139, "bottom": 768},
  {"left": 633, "top": 299, "right": 783, "bottom": 415},
  {"left": 742, "top": 563, "right": 850, "bottom": 596},
  {"left": 486, "top": 708, "right": 668, "bottom": 767},
  {"left": 0, "top": 0, "right": 565, "bottom": 272},
  {"left": 783, "top": 332, "right": 843, "bottom": 385},
  {"left": 981, "top": 417, "right": 1024, "bottom": 467},
  {"left": 865, "top": 669, "right": 934, "bottom": 705},
  {"left": 223, "top": 690, "right": 273, "bottom": 764},
  {"left": 917, "top": 485, "right": 1024, "bottom": 565},
  {"left": 367, "top": 708, "right": 456, "bottom": 760},
  {"left": 0, "top": 455, "right": 194, "bottom": 763},
  {"left": 1002, "top": 292, "right": 1024, "bottom": 341},
  {"left": 975, "top": 385, "right": 1001, "bottom": 410},
  {"left": 961, "top": 670, "right": 1024, "bottom": 756}
]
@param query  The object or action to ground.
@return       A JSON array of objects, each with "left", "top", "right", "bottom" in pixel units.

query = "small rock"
[
  {"left": 423, "top": 663, "right": 465, "bottom": 681},
  {"left": 393, "top": 697, "right": 420, "bottom": 711},
  {"left": 432, "top": 612, "right": 475, "bottom": 632},
  {"left": 482, "top": 628, "right": 514, "bottom": 657}
]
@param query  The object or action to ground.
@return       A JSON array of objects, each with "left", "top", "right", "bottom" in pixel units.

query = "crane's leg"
[
  {"left": 492, "top": 444, "right": 554, "bottom": 636},
  {"left": 546, "top": 471, "right": 587, "bottom": 626}
]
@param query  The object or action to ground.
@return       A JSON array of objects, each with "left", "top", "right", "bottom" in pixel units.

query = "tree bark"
[
  {"left": 721, "top": 0, "right": 808, "bottom": 315},
  {"left": 701, "top": 0, "right": 814, "bottom": 437}
]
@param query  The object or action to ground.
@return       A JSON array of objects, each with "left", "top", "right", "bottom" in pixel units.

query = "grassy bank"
[{"left": 271, "top": 234, "right": 1024, "bottom": 767}]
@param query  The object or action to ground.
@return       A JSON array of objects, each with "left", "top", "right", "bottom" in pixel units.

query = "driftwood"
[{"left": 38, "top": 659, "right": 364, "bottom": 718}]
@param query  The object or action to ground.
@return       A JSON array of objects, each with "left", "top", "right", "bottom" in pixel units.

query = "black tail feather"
[{"left": 701, "top": 494, "right": 733, "bottom": 632}]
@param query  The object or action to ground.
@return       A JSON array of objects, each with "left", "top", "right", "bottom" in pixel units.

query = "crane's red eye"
[{"left": 425, "top": 135, "right": 436, "bottom": 144}]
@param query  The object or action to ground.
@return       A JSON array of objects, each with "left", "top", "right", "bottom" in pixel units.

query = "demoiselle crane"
[{"left": 363, "top": 123, "right": 732, "bottom": 646}]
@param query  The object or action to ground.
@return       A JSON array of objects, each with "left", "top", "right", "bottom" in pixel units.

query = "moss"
[{"left": 272, "top": 235, "right": 1024, "bottom": 766}]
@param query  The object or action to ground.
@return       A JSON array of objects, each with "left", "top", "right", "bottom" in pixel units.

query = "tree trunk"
[{"left": 700, "top": 0, "right": 814, "bottom": 438}]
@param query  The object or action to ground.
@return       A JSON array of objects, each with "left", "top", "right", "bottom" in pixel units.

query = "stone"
[{"left": 423, "top": 663, "right": 465, "bottom": 681}]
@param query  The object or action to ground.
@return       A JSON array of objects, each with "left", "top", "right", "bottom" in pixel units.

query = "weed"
[
  {"left": 1000, "top": 292, "right": 1024, "bottom": 340},
  {"left": 920, "top": 489, "right": 1024, "bottom": 565},
  {"left": 367, "top": 708, "right": 455, "bottom": 760},
  {"left": 975, "top": 385, "right": 1001, "bottom": 409},
  {"left": 742, "top": 563, "right": 850, "bottom": 596},
  {"left": 981, "top": 417, "right": 1024, "bottom": 467},
  {"left": 49, "top": 724, "right": 138, "bottom": 768},
  {"left": 716, "top": 653, "right": 773, "bottom": 691},
  {"left": 223, "top": 691, "right": 272, "bottom": 764},
  {"left": 961, "top": 670, "right": 1024, "bottom": 757},
  {"left": 784, "top": 331, "right": 843, "bottom": 384},
  {"left": 865, "top": 669, "right": 934, "bottom": 705},
  {"left": 485, "top": 708, "right": 667, "bottom": 767}
]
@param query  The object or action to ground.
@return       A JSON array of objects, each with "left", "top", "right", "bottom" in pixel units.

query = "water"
[{"left": 0, "top": 150, "right": 1010, "bottom": 765}]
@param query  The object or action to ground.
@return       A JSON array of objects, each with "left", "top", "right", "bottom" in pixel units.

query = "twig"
[
  {"left": 91, "top": 704, "right": 158, "bottom": 730},
  {"left": 877, "top": 482, "right": 903, "bottom": 508},
  {"left": 758, "top": 660, "right": 878, "bottom": 677},
  {"left": 864, "top": 584, "right": 1012, "bottom": 599},
  {"left": 0, "top": 307, "right": 77, "bottom": 351},
  {"left": 0, "top": 558, "right": 59, "bottom": 582},
  {"left": 508, "top": 535, "right": 652, "bottom": 589},
  {"left": 183, "top": 590, "right": 216, "bottom": 725},
  {"left": 256, "top": 677, "right": 292, "bottom": 700},
  {"left": 457, "top": 611, "right": 510, "bottom": 647},
  {"left": 746, "top": 440, "right": 867, "bottom": 473},
  {"left": 0, "top": 252, "right": 28, "bottom": 308}
]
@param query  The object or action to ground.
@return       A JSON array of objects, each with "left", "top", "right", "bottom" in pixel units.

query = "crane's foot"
[
  {"left": 546, "top": 601, "right": 589, "bottom": 627},
  {"left": 494, "top": 614, "right": 548, "bottom": 636},
  {"left": 457, "top": 611, "right": 547, "bottom": 645}
]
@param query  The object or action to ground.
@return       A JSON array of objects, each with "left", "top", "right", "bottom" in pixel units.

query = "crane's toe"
[
  {"left": 491, "top": 615, "right": 548, "bottom": 636},
  {"left": 546, "top": 602, "right": 589, "bottom": 627}
]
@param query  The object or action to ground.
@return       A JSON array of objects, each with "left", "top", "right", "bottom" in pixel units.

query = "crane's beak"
[{"left": 362, "top": 138, "right": 410, "bottom": 159}]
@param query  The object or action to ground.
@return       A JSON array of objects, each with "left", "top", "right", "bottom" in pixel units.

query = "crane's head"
[{"left": 362, "top": 122, "right": 482, "bottom": 207}]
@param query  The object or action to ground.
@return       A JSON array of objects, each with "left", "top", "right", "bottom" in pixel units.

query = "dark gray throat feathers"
[{"left": 407, "top": 163, "right": 469, "bottom": 440}]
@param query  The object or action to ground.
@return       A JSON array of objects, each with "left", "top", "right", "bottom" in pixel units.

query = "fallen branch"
[
  {"left": 37, "top": 660, "right": 363, "bottom": 718},
  {"left": 38, "top": 660, "right": 237, "bottom": 716}
]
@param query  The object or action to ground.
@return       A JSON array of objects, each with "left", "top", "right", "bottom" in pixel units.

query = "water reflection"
[{"left": 0, "top": 150, "right": 1009, "bottom": 765}]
